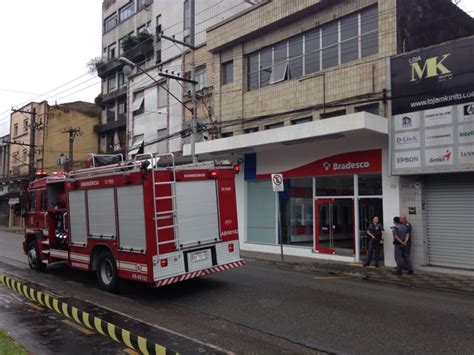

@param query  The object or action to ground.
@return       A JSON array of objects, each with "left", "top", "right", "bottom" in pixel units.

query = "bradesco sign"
[{"left": 390, "top": 35, "right": 474, "bottom": 175}]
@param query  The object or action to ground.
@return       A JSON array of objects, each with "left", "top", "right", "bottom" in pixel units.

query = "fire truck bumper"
[{"left": 154, "top": 259, "right": 245, "bottom": 287}]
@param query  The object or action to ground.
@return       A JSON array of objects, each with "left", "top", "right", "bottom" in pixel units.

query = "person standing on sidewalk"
[
  {"left": 364, "top": 216, "right": 384, "bottom": 267},
  {"left": 392, "top": 216, "right": 414, "bottom": 275},
  {"left": 400, "top": 214, "right": 412, "bottom": 270}
]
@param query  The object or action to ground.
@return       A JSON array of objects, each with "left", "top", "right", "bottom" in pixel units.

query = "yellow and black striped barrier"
[{"left": 0, "top": 274, "right": 178, "bottom": 355}]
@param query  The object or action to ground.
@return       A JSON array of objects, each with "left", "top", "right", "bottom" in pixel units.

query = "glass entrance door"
[{"left": 314, "top": 198, "right": 354, "bottom": 256}]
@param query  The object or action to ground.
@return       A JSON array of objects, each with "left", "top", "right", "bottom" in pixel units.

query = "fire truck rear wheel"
[
  {"left": 96, "top": 251, "right": 118, "bottom": 292},
  {"left": 27, "top": 240, "right": 46, "bottom": 272}
]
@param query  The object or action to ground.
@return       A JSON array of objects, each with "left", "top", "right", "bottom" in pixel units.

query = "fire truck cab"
[{"left": 23, "top": 154, "right": 244, "bottom": 292}]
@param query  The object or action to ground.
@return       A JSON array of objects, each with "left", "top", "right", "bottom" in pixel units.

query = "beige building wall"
[
  {"left": 9, "top": 102, "right": 47, "bottom": 176},
  {"left": 43, "top": 104, "right": 100, "bottom": 172},
  {"left": 207, "top": 0, "right": 398, "bottom": 135}
]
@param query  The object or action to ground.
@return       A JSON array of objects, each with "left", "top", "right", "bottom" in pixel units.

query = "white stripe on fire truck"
[
  {"left": 50, "top": 249, "right": 68, "bottom": 259},
  {"left": 70, "top": 253, "right": 90, "bottom": 262},
  {"left": 117, "top": 262, "right": 148, "bottom": 274}
]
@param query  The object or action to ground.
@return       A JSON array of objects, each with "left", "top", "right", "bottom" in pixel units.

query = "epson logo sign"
[{"left": 397, "top": 156, "right": 419, "bottom": 163}]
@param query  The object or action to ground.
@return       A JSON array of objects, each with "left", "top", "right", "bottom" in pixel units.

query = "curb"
[{"left": 0, "top": 273, "right": 178, "bottom": 355}]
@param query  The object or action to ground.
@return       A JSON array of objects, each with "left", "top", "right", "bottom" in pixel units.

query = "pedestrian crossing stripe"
[{"left": 0, "top": 274, "right": 179, "bottom": 355}]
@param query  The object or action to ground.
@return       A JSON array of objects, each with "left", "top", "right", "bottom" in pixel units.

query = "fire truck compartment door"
[
  {"left": 68, "top": 190, "right": 87, "bottom": 245},
  {"left": 87, "top": 188, "right": 116, "bottom": 238},
  {"left": 117, "top": 185, "right": 146, "bottom": 251},
  {"left": 175, "top": 180, "right": 219, "bottom": 246}
]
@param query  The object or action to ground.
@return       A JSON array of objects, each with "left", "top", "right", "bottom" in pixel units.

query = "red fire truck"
[{"left": 23, "top": 154, "right": 244, "bottom": 292}]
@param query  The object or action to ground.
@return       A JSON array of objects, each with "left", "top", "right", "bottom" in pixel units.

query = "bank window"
[
  {"left": 246, "top": 5, "right": 378, "bottom": 90},
  {"left": 280, "top": 178, "right": 313, "bottom": 247},
  {"left": 119, "top": 2, "right": 134, "bottom": 22},
  {"left": 291, "top": 116, "right": 312, "bottom": 125},
  {"left": 316, "top": 175, "right": 354, "bottom": 196},
  {"left": 104, "top": 14, "right": 118, "bottom": 33},
  {"left": 358, "top": 174, "right": 382, "bottom": 195},
  {"left": 244, "top": 127, "right": 259, "bottom": 133},
  {"left": 320, "top": 109, "right": 346, "bottom": 119},
  {"left": 222, "top": 61, "right": 234, "bottom": 85},
  {"left": 247, "top": 181, "right": 276, "bottom": 244},
  {"left": 355, "top": 103, "right": 379, "bottom": 115}
]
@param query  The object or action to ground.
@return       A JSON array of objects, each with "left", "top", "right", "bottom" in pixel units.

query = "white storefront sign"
[
  {"left": 394, "top": 151, "right": 421, "bottom": 169},
  {"left": 394, "top": 131, "right": 421, "bottom": 150},
  {"left": 424, "top": 106, "right": 453, "bottom": 128},
  {"left": 458, "top": 123, "right": 474, "bottom": 144},
  {"left": 425, "top": 148, "right": 454, "bottom": 167},
  {"left": 424, "top": 127, "right": 453, "bottom": 147},
  {"left": 458, "top": 102, "right": 474, "bottom": 123},
  {"left": 458, "top": 145, "right": 474, "bottom": 164},
  {"left": 394, "top": 112, "right": 421, "bottom": 131}
]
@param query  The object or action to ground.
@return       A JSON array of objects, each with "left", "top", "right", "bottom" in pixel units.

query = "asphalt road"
[{"left": 0, "top": 230, "right": 473, "bottom": 354}]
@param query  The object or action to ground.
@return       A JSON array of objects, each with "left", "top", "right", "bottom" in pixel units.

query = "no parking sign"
[{"left": 271, "top": 174, "right": 284, "bottom": 192}]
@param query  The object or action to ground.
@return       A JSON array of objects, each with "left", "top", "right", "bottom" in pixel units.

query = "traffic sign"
[{"left": 271, "top": 173, "right": 284, "bottom": 192}]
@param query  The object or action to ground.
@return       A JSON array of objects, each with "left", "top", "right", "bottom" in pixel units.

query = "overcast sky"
[{"left": 0, "top": 1, "right": 472, "bottom": 137}]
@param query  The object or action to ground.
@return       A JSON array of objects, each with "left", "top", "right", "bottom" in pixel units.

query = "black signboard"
[{"left": 391, "top": 36, "right": 474, "bottom": 115}]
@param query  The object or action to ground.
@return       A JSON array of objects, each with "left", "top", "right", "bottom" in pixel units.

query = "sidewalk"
[
  {"left": 0, "top": 226, "right": 23, "bottom": 234},
  {"left": 241, "top": 250, "right": 474, "bottom": 296}
]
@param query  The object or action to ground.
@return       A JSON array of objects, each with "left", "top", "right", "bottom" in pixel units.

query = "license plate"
[{"left": 191, "top": 251, "right": 208, "bottom": 263}]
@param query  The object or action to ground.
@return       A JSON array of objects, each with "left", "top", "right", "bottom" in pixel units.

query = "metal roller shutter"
[{"left": 425, "top": 174, "right": 474, "bottom": 270}]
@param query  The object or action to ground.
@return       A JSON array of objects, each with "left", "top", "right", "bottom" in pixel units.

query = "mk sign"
[{"left": 410, "top": 54, "right": 451, "bottom": 82}]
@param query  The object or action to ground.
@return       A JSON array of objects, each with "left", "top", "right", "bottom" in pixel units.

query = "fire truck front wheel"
[
  {"left": 27, "top": 240, "right": 46, "bottom": 272},
  {"left": 96, "top": 251, "right": 118, "bottom": 292}
]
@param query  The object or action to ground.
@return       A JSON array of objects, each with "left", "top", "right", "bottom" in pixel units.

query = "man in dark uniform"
[
  {"left": 400, "top": 214, "right": 412, "bottom": 270},
  {"left": 392, "top": 216, "right": 414, "bottom": 275},
  {"left": 363, "top": 216, "right": 384, "bottom": 267}
]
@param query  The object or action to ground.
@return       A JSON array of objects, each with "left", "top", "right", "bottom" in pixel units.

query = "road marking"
[
  {"left": 123, "top": 349, "right": 140, "bottom": 355},
  {"left": 26, "top": 301, "right": 44, "bottom": 311},
  {"left": 62, "top": 319, "right": 95, "bottom": 335},
  {"left": 313, "top": 276, "right": 352, "bottom": 280}
]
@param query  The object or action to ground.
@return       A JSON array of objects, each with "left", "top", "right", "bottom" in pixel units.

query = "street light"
[{"left": 118, "top": 57, "right": 197, "bottom": 163}]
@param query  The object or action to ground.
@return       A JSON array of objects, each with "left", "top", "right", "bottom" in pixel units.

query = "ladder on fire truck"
[
  {"left": 135, "top": 153, "right": 180, "bottom": 253},
  {"left": 70, "top": 153, "right": 180, "bottom": 252}
]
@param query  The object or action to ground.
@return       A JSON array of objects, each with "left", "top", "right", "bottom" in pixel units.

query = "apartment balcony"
[
  {"left": 97, "top": 86, "right": 127, "bottom": 104},
  {"left": 99, "top": 117, "right": 126, "bottom": 134},
  {"left": 97, "top": 59, "right": 124, "bottom": 79},
  {"left": 123, "top": 36, "right": 154, "bottom": 63}
]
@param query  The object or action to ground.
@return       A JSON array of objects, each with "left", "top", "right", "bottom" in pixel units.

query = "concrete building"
[
  {"left": 182, "top": 0, "right": 474, "bottom": 270},
  {"left": 97, "top": 0, "right": 258, "bottom": 157},
  {"left": 7, "top": 101, "right": 100, "bottom": 227},
  {"left": 0, "top": 135, "right": 10, "bottom": 226}
]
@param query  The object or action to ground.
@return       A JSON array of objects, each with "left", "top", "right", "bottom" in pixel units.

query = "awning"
[{"left": 183, "top": 111, "right": 388, "bottom": 157}]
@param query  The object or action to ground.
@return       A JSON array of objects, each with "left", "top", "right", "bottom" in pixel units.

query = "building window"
[
  {"left": 137, "top": 0, "right": 153, "bottom": 12},
  {"left": 23, "top": 150, "right": 27, "bottom": 163},
  {"left": 13, "top": 123, "right": 18, "bottom": 137},
  {"left": 156, "top": 49, "right": 162, "bottom": 64},
  {"left": 195, "top": 67, "right": 206, "bottom": 91},
  {"left": 221, "top": 132, "right": 233, "bottom": 138},
  {"left": 119, "top": 2, "right": 134, "bottom": 22},
  {"left": 355, "top": 103, "right": 379, "bottom": 115},
  {"left": 265, "top": 122, "right": 284, "bottom": 130},
  {"left": 157, "top": 129, "right": 167, "bottom": 154},
  {"left": 30, "top": 191, "right": 36, "bottom": 212},
  {"left": 222, "top": 61, "right": 233, "bottom": 85},
  {"left": 132, "top": 91, "right": 145, "bottom": 115},
  {"left": 184, "top": 0, "right": 191, "bottom": 31},
  {"left": 23, "top": 119, "right": 28, "bottom": 132},
  {"left": 106, "top": 104, "right": 116, "bottom": 123},
  {"left": 244, "top": 127, "right": 259, "bottom": 133},
  {"left": 108, "top": 43, "right": 116, "bottom": 60},
  {"left": 155, "top": 14, "right": 162, "bottom": 38},
  {"left": 316, "top": 175, "right": 354, "bottom": 196},
  {"left": 104, "top": 14, "right": 118, "bottom": 32},
  {"left": 107, "top": 75, "right": 116, "bottom": 93},
  {"left": 246, "top": 5, "right": 378, "bottom": 90},
  {"left": 291, "top": 116, "right": 312, "bottom": 125},
  {"left": 118, "top": 98, "right": 127, "bottom": 119},
  {"left": 106, "top": 133, "right": 114, "bottom": 153},
  {"left": 137, "top": 24, "right": 147, "bottom": 33},
  {"left": 132, "top": 134, "right": 144, "bottom": 147},
  {"left": 358, "top": 174, "right": 382, "bottom": 195},
  {"left": 320, "top": 109, "right": 346, "bottom": 119},
  {"left": 157, "top": 86, "right": 167, "bottom": 108},
  {"left": 118, "top": 72, "right": 126, "bottom": 88}
]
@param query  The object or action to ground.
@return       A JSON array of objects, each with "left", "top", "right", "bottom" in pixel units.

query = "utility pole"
[
  {"left": 11, "top": 106, "right": 37, "bottom": 177},
  {"left": 189, "top": 0, "right": 197, "bottom": 164},
  {"left": 63, "top": 127, "right": 83, "bottom": 171}
]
